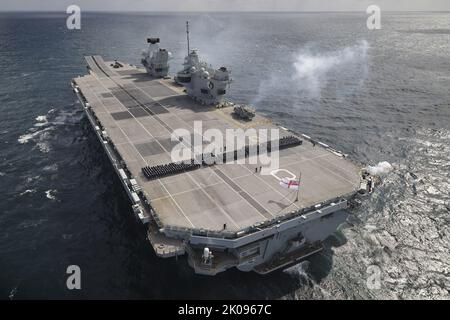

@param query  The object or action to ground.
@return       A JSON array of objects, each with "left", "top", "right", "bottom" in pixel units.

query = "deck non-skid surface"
[{"left": 76, "top": 56, "right": 361, "bottom": 232}]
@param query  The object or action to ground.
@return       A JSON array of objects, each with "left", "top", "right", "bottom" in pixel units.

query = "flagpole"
[{"left": 295, "top": 171, "right": 301, "bottom": 202}]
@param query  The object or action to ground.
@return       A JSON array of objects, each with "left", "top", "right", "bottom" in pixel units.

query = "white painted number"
[{"left": 270, "top": 169, "right": 296, "bottom": 181}]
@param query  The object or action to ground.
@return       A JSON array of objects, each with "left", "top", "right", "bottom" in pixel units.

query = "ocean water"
[{"left": 0, "top": 12, "right": 449, "bottom": 299}]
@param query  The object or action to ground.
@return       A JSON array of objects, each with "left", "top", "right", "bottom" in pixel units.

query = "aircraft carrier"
[{"left": 71, "top": 23, "right": 373, "bottom": 275}]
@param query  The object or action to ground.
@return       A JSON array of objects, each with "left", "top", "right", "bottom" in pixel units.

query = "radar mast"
[{"left": 186, "top": 21, "right": 190, "bottom": 55}]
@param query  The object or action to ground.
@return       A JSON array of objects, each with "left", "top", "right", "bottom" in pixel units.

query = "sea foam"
[{"left": 366, "top": 161, "right": 393, "bottom": 176}]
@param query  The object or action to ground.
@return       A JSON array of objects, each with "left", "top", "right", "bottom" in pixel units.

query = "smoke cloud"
[
  {"left": 292, "top": 40, "right": 369, "bottom": 97},
  {"left": 252, "top": 40, "right": 370, "bottom": 106}
]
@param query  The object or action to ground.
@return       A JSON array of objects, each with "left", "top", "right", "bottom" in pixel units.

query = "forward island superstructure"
[
  {"left": 71, "top": 23, "right": 373, "bottom": 275},
  {"left": 141, "top": 37, "right": 170, "bottom": 78}
]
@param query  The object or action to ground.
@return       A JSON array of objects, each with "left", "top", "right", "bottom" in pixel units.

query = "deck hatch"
[
  {"left": 135, "top": 141, "right": 165, "bottom": 157},
  {"left": 143, "top": 104, "right": 169, "bottom": 115},
  {"left": 110, "top": 111, "right": 133, "bottom": 121},
  {"left": 129, "top": 107, "right": 150, "bottom": 118}
]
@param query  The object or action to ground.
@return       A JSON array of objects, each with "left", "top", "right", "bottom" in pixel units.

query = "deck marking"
[
  {"left": 185, "top": 172, "right": 240, "bottom": 230},
  {"left": 212, "top": 167, "right": 273, "bottom": 220},
  {"left": 147, "top": 170, "right": 255, "bottom": 202}
]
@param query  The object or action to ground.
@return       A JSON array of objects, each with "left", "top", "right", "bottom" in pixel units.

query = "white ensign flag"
[{"left": 280, "top": 177, "right": 300, "bottom": 190}]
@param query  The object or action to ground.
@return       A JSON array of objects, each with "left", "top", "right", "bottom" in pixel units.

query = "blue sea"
[{"left": 0, "top": 11, "right": 449, "bottom": 299}]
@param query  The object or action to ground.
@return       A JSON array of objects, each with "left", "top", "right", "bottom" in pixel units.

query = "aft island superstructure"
[{"left": 71, "top": 23, "right": 372, "bottom": 275}]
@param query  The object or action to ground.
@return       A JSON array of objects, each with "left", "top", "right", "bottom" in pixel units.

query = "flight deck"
[
  {"left": 74, "top": 56, "right": 360, "bottom": 232},
  {"left": 72, "top": 54, "right": 367, "bottom": 275}
]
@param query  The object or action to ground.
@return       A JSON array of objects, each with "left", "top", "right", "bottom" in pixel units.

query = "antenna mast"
[{"left": 186, "top": 21, "right": 190, "bottom": 55}]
